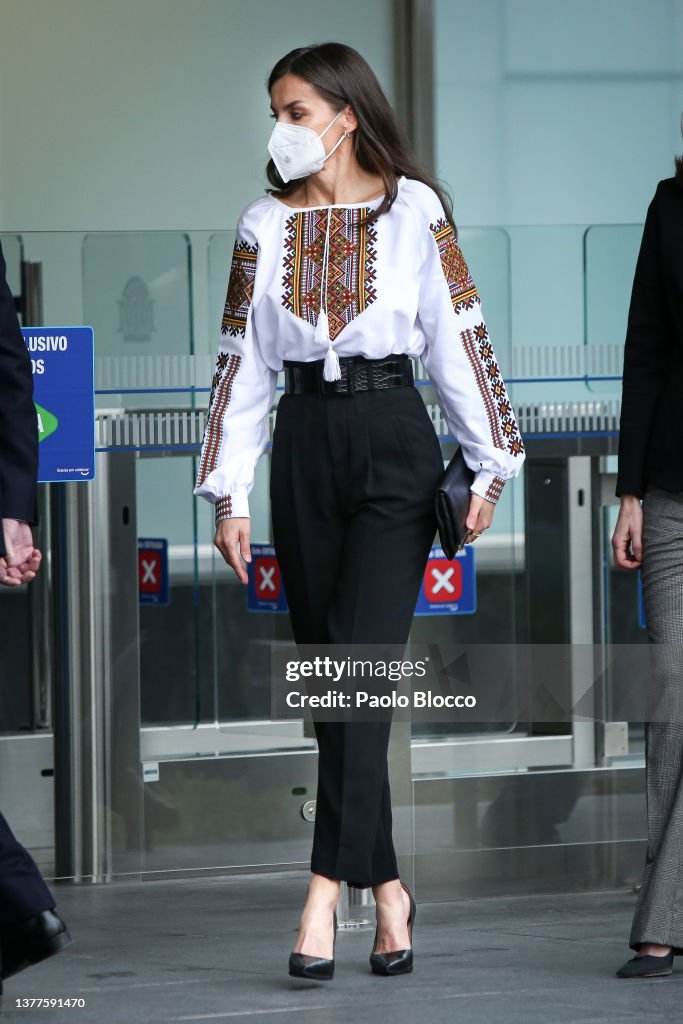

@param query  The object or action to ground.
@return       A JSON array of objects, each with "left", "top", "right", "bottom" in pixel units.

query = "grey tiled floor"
[{"left": 1, "top": 870, "right": 681, "bottom": 1023}]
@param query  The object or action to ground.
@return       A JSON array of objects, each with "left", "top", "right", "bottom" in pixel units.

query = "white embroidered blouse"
[{"left": 193, "top": 175, "right": 525, "bottom": 524}]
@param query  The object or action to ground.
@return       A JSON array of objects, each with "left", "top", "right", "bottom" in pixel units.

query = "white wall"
[
  {"left": 0, "top": 0, "right": 396, "bottom": 231},
  {"left": 435, "top": 0, "right": 683, "bottom": 227},
  {"left": 433, "top": 0, "right": 683, "bottom": 373}
]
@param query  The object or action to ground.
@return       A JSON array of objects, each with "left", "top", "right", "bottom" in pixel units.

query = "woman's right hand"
[
  {"left": 214, "top": 517, "right": 252, "bottom": 584},
  {"left": 611, "top": 495, "right": 643, "bottom": 570}
]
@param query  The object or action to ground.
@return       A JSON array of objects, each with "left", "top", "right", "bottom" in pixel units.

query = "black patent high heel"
[
  {"left": 369, "top": 880, "right": 416, "bottom": 975},
  {"left": 289, "top": 908, "right": 338, "bottom": 980}
]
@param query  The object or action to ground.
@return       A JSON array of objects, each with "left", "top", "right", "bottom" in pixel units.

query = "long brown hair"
[{"left": 265, "top": 42, "right": 457, "bottom": 234}]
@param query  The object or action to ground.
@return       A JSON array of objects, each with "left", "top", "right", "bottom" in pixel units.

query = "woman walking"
[
  {"left": 612, "top": 153, "right": 683, "bottom": 978},
  {"left": 194, "top": 42, "right": 525, "bottom": 979}
]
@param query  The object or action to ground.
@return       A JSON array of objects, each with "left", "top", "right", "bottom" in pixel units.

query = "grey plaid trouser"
[{"left": 629, "top": 484, "right": 683, "bottom": 953}]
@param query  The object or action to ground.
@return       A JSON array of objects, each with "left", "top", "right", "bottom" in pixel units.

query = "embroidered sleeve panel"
[
  {"left": 429, "top": 217, "right": 480, "bottom": 315},
  {"left": 456, "top": 322, "right": 525, "bottom": 461},
  {"left": 193, "top": 199, "right": 278, "bottom": 517},
  {"left": 406, "top": 178, "right": 526, "bottom": 488},
  {"left": 222, "top": 239, "right": 258, "bottom": 338},
  {"left": 195, "top": 353, "right": 242, "bottom": 491},
  {"left": 426, "top": 216, "right": 523, "bottom": 462}
]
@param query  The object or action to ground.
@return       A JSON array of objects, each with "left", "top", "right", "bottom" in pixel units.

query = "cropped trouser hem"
[{"left": 309, "top": 860, "right": 401, "bottom": 891}]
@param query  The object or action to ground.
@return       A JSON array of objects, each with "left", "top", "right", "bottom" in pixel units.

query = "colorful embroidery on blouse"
[
  {"left": 281, "top": 208, "right": 378, "bottom": 340},
  {"left": 215, "top": 495, "right": 233, "bottom": 523},
  {"left": 195, "top": 353, "right": 242, "bottom": 487},
  {"left": 484, "top": 476, "right": 505, "bottom": 503},
  {"left": 208, "top": 352, "right": 229, "bottom": 409},
  {"left": 222, "top": 240, "right": 258, "bottom": 338},
  {"left": 430, "top": 218, "right": 479, "bottom": 314},
  {"left": 460, "top": 324, "right": 525, "bottom": 458}
]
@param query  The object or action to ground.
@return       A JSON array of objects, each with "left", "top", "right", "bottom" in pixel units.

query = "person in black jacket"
[
  {"left": 612, "top": 156, "right": 683, "bottom": 978},
  {"left": 0, "top": 240, "right": 73, "bottom": 993}
]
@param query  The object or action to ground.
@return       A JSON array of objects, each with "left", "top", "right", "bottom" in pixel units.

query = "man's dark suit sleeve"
[
  {"left": 615, "top": 182, "right": 669, "bottom": 498},
  {"left": 0, "top": 241, "right": 38, "bottom": 556}
]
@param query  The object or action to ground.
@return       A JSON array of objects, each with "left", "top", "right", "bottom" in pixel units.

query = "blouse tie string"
[{"left": 313, "top": 208, "right": 342, "bottom": 381}]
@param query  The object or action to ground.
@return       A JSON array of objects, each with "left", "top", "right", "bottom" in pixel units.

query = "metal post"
[
  {"left": 394, "top": 0, "right": 435, "bottom": 173},
  {"left": 50, "top": 483, "right": 76, "bottom": 879},
  {"left": 51, "top": 451, "right": 142, "bottom": 882},
  {"left": 21, "top": 260, "right": 43, "bottom": 326},
  {"left": 408, "top": 0, "right": 435, "bottom": 174},
  {"left": 568, "top": 456, "right": 597, "bottom": 768}
]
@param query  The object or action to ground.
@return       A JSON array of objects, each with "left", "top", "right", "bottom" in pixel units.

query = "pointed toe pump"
[
  {"left": 289, "top": 909, "right": 338, "bottom": 980},
  {"left": 369, "top": 881, "right": 416, "bottom": 976}
]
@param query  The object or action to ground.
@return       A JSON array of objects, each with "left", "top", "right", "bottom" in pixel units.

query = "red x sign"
[
  {"left": 424, "top": 558, "right": 463, "bottom": 602},
  {"left": 254, "top": 556, "right": 281, "bottom": 600}
]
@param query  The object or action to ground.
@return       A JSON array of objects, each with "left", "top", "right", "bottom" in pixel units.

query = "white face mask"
[{"left": 268, "top": 109, "right": 348, "bottom": 183}]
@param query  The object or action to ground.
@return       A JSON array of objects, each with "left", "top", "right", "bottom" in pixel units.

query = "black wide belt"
[{"left": 283, "top": 354, "right": 414, "bottom": 395}]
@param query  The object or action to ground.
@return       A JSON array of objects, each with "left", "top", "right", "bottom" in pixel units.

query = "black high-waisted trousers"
[{"left": 269, "top": 378, "right": 444, "bottom": 888}]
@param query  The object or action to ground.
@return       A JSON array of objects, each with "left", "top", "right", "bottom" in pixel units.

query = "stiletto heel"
[
  {"left": 289, "top": 908, "right": 338, "bottom": 980},
  {"left": 369, "top": 880, "right": 416, "bottom": 976}
]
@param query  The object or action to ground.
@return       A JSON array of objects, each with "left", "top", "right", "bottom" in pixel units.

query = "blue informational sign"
[
  {"left": 138, "top": 539, "right": 170, "bottom": 606},
  {"left": 22, "top": 326, "right": 95, "bottom": 483},
  {"left": 247, "top": 544, "right": 289, "bottom": 613},
  {"left": 415, "top": 545, "right": 477, "bottom": 616}
]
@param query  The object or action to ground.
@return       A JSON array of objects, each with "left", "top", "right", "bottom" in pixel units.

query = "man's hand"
[
  {"left": 214, "top": 517, "right": 251, "bottom": 584},
  {"left": 463, "top": 492, "right": 495, "bottom": 545},
  {"left": 611, "top": 495, "right": 643, "bottom": 569},
  {"left": 0, "top": 518, "right": 42, "bottom": 587}
]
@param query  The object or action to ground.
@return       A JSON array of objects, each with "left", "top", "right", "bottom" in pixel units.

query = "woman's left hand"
[{"left": 463, "top": 493, "right": 495, "bottom": 544}]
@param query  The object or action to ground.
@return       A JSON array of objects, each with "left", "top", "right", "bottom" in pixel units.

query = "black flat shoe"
[
  {"left": 369, "top": 880, "right": 416, "bottom": 976},
  {"left": 616, "top": 951, "right": 674, "bottom": 978},
  {"left": 0, "top": 909, "right": 74, "bottom": 981},
  {"left": 289, "top": 908, "right": 337, "bottom": 980}
]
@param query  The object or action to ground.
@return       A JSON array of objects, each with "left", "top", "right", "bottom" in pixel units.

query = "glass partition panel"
[
  {"left": 83, "top": 231, "right": 193, "bottom": 410},
  {"left": 584, "top": 223, "right": 643, "bottom": 395},
  {"left": 410, "top": 226, "right": 521, "bottom": 759},
  {"left": 586, "top": 222, "right": 646, "bottom": 757}
]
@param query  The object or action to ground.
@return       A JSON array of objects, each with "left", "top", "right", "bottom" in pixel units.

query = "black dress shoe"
[
  {"left": 369, "top": 880, "right": 416, "bottom": 976},
  {"left": 616, "top": 951, "right": 674, "bottom": 978},
  {"left": 289, "top": 908, "right": 337, "bottom": 980},
  {"left": 1, "top": 909, "right": 74, "bottom": 980}
]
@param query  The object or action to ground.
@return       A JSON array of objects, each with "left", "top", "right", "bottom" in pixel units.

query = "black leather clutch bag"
[{"left": 434, "top": 446, "right": 476, "bottom": 560}]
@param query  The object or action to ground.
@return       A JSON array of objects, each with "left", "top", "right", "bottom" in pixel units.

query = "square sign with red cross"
[
  {"left": 415, "top": 545, "right": 476, "bottom": 615},
  {"left": 247, "top": 544, "right": 289, "bottom": 613},
  {"left": 138, "top": 538, "right": 170, "bottom": 606}
]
